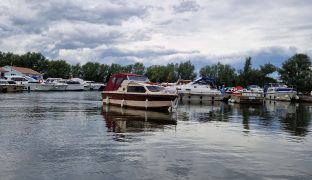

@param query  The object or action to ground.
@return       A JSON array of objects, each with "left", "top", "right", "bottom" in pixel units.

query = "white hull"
[
  {"left": 50, "top": 84, "right": 67, "bottom": 91},
  {"left": 25, "top": 84, "right": 54, "bottom": 91},
  {"left": 265, "top": 92, "right": 298, "bottom": 101},
  {"left": 179, "top": 92, "right": 224, "bottom": 103},
  {"left": 84, "top": 85, "right": 91, "bottom": 91},
  {"left": 65, "top": 84, "right": 84, "bottom": 91}
]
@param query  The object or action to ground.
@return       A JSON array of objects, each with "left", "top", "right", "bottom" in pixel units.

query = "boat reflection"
[
  {"left": 102, "top": 105, "right": 177, "bottom": 133},
  {"left": 265, "top": 101, "right": 311, "bottom": 137},
  {"left": 177, "top": 101, "right": 227, "bottom": 122}
]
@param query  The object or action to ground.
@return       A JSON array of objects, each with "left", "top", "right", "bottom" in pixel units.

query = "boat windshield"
[
  {"left": 10, "top": 77, "right": 28, "bottom": 81},
  {"left": 146, "top": 86, "right": 165, "bottom": 92},
  {"left": 127, "top": 86, "right": 146, "bottom": 93},
  {"left": 192, "top": 77, "right": 217, "bottom": 88},
  {"left": 127, "top": 75, "right": 150, "bottom": 82}
]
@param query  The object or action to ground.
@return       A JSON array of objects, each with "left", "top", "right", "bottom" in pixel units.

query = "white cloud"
[{"left": 0, "top": 0, "right": 311, "bottom": 68}]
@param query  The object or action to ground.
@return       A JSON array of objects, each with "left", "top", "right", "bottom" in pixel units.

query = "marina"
[
  {"left": 0, "top": 91, "right": 312, "bottom": 179},
  {"left": 1, "top": 0, "right": 312, "bottom": 179}
]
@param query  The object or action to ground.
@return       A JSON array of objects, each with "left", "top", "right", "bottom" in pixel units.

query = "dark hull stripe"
[{"left": 102, "top": 92, "right": 177, "bottom": 101}]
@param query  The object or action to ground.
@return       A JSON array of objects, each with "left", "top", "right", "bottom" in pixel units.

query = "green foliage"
[
  {"left": 279, "top": 54, "right": 312, "bottom": 92},
  {"left": 44, "top": 60, "right": 71, "bottom": 79},
  {"left": 132, "top": 62, "right": 145, "bottom": 75},
  {"left": 237, "top": 57, "right": 277, "bottom": 87},
  {"left": 145, "top": 61, "right": 196, "bottom": 83},
  {"left": 1, "top": 51, "right": 311, "bottom": 91},
  {"left": 199, "top": 62, "right": 237, "bottom": 86},
  {"left": 71, "top": 63, "right": 82, "bottom": 78},
  {"left": 176, "top": 60, "right": 197, "bottom": 80}
]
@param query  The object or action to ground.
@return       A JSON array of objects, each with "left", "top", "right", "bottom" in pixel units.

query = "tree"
[
  {"left": 44, "top": 60, "right": 71, "bottom": 79},
  {"left": 97, "top": 64, "right": 110, "bottom": 82},
  {"left": 132, "top": 62, "right": 145, "bottom": 75},
  {"left": 71, "top": 63, "right": 82, "bottom": 78},
  {"left": 236, "top": 57, "right": 277, "bottom": 87},
  {"left": 279, "top": 54, "right": 312, "bottom": 92},
  {"left": 145, "top": 65, "right": 167, "bottom": 82},
  {"left": 176, "top": 60, "right": 197, "bottom": 80},
  {"left": 200, "top": 62, "right": 237, "bottom": 86}
]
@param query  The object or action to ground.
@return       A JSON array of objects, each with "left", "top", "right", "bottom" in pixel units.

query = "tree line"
[{"left": 0, "top": 51, "right": 311, "bottom": 92}]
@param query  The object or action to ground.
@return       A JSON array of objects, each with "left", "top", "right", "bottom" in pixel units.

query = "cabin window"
[
  {"left": 146, "top": 86, "right": 165, "bottom": 92},
  {"left": 127, "top": 86, "right": 146, "bottom": 93},
  {"left": 111, "top": 77, "right": 116, "bottom": 84},
  {"left": 116, "top": 77, "right": 124, "bottom": 85},
  {"left": 11, "top": 77, "right": 27, "bottom": 81}
]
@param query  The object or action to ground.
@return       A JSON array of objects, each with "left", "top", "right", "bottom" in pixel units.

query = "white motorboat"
[
  {"left": 19, "top": 76, "right": 54, "bottom": 91},
  {"left": 84, "top": 81, "right": 105, "bottom": 91},
  {"left": 166, "top": 77, "right": 224, "bottom": 102},
  {"left": 264, "top": 83, "right": 298, "bottom": 101},
  {"left": 59, "top": 78, "right": 84, "bottom": 91},
  {"left": 45, "top": 78, "right": 68, "bottom": 91},
  {"left": 5, "top": 75, "right": 29, "bottom": 90}
]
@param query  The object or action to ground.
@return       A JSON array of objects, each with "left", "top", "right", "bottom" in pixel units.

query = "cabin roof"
[
  {"left": 0, "top": 67, "right": 8, "bottom": 72},
  {"left": 5, "top": 66, "right": 41, "bottom": 75}
]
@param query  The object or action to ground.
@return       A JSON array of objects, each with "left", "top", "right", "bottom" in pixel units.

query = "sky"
[{"left": 0, "top": 0, "right": 311, "bottom": 70}]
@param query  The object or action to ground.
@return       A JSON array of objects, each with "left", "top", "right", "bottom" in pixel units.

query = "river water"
[{"left": 0, "top": 91, "right": 311, "bottom": 180}]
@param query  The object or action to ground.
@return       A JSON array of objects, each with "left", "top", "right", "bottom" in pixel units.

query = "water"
[{"left": 0, "top": 92, "right": 312, "bottom": 180}]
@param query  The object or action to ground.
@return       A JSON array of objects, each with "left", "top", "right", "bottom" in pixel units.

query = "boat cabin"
[
  {"left": 105, "top": 73, "right": 150, "bottom": 91},
  {"left": 189, "top": 77, "right": 218, "bottom": 89},
  {"left": 264, "top": 83, "right": 295, "bottom": 93}
]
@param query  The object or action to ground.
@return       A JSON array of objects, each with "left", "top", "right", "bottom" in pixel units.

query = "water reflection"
[
  {"left": 102, "top": 106, "right": 177, "bottom": 133},
  {"left": 176, "top": 101, "right": 312, "bottom": 138}
]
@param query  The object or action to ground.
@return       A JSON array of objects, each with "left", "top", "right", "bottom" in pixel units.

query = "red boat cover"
[{"left": 104, "top": 73, "right": 143, "bottom": 91}]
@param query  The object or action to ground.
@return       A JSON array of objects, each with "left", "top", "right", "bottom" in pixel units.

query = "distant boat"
[
  {"left": 0, "top": 79, "right": 24, "bottom": 93},
  {"left": 59, "top": 78, "right": 84, "bottom": 91},
  {"left": 264, "top": 83, "right": 298, "bottom": 101},
  {"left": 165, "top": 77, "right": 224, "bottom": 103},
  {"left": 102, "top": 73, "right": 178, "bottom": 111},
  {"left": 45, "top": 78, "right": 68, "bottom": 91},
  {"left": 84, "top": 80, "right": 106, "bottom": 91},
  {"left": 228, "top": 85, "right": 264, "bottom": 104},
  {"left": 298, "top": 93, "right": 312, "bottom": 102}
]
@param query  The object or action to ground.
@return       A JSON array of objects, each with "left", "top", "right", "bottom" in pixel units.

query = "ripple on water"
[{"left": 0, "top": 92, "right": 312, "bottom": 179}]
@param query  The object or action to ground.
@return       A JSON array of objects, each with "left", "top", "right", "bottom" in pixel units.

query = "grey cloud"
[
  {"left": 5, "top": 0, "right": 147, "bottom": 36},
  {"left": 33, "top": 1, "right": 147, "bottom": 25},
  {"left": 173, "top": 0, "right": 200, "bottom": 13},
  {"left": 97, "top": 47, "right": 196, "bottom": 59}
]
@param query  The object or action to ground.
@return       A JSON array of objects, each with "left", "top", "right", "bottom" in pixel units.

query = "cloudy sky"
[{"left": 0, "top": 0, "right": 311, "bottom": 69}]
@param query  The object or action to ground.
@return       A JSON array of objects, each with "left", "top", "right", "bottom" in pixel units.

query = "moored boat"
[
  {"left": 102, "top": 73, "right": 178, "bottom": 111},
  {"left": 165, "top": 77, "right": 224, "bottom": 103},
  {"left": 60, "top": 78, "right": 84, "bottom": 91},
  {"left": 298, "top": 93, "right": 312, "bottom": 102},
  {"left": 45, "top": 78, "right": 68, "bottom": 91},
  {"left": 228, "top": 85, "right": 264, "bottom": 104},
  {"left": 264, "top": 83, "right": 298, "bottom": 101},
  {"left": 0, "top": 79, "right": 24, "bottom": 93}
]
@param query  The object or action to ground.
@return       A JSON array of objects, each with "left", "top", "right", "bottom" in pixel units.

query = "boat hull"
[
  {"left": 50, "top": 84, "right": 67, "bottom": 91},
  {"left": 230, "top": 95, "right": 264, "bottom": 104},
  {"left": 0, "top": 85, "right": 23, "bottom": 93},
  {"left": 298, "top": 95, "right": 312, "bottom": 102},
  {"left": 25, "top": 84, "right": 54, "bottom": 91},
  {"left": 102, "top": 92, "right": 177, "bottom": 110},
  {"left": 265, "top": 92, "right": 298, "bottom": 101},
  {"left": 179, "top": 92, "right": 225, "bottom": 103},
  {"left": 65, "top": 84, "right": 84, "bottom": 91}
]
